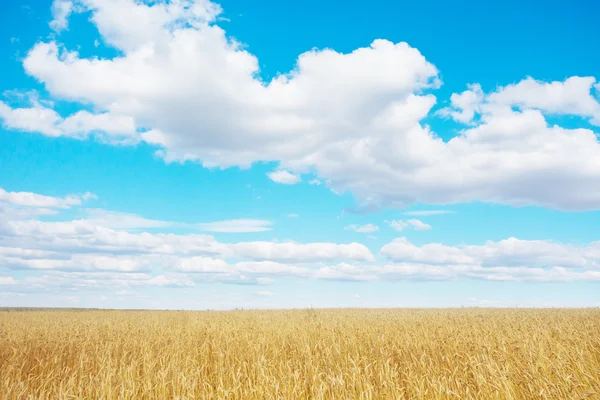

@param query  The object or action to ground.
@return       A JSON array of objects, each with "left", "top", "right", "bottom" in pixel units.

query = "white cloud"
[
  {"left": 0, "top": 253, "right": 153, "bottom": 272},
  {"left": 387, "top": 220, "right": 408, "bottom": 232},
  {"left": 381, "top": 238, "right": 474, "bottom": 265},
  {"left": 196, "top": 219, "right": 273, "bottom": 233},
  {"left": 407, "top": 219, "right": 431, "bottom": 231},
  {"left": 3, "top": 193, "right": 600, "bottom": 289},
  {"left": 309, "top": 179, "right": 322, "bottom": 185},
  {"left": 0, "top": 187, "right": 95, "bottom": 209},
  {"left": 176, "top": 257, "right": 230, "bottom": 273},
  {"left": 0, "top": 101, "right": 138, "bottom": 143},
  {"left": 228, "top": 241, "right": 375, "bottom": 263},
  {"left": 0, "top": 188, "right": 376, "bottom": 271},
  {"left": 403, "top": 210, "right": 454, "bottom": 216},
  {"left": 2, "top": 218, "right": 374, "bottom": 264},
  {"left": 381, "top": 237, "right": 600, "bottom": 269},
  {"left": 49, "top": 0, "right": 73, "bottom": 32},
  {"left": 7, "top": 0, "right": 598, "bottom": 211},
  {"left": 287, "top": 213, "right": 299, "bottom": 218},
  {"left": 345, "top": 224, "right": 379, "bottom": 233},
  {"left": 387, "top": 219, "right": 431, "bottom": 231},
  {"left": 488, "top": 76, "right": 600, "bottom": 125},
  {"left": 441, "top": 77, "right": 600, "bottom": 126},
  {"left": 267, "top": 170, "right": 301, "bottom": 185},
  {"left": 437, "top": 83, "right": 483, "bottom": 123}
]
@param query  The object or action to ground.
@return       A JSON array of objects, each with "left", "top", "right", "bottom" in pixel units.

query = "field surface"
[{"left": 1, "top": 308, "right": 599, "bottom": 399}]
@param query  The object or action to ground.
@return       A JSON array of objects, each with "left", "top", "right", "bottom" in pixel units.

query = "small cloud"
[
  {"left": 94, "top": 39, "right": 100, "bottom": 47},
  {"left": 345, "top": 224, "right": 379, "bottom": 233},
  {"left": 255, "top": 291, "right": 273, "bottom": 297},
  {"left": 408, "top": 219, "right": 432, "bottom": 231},
  {"left": 287, "top": 213, "right": 299, "bottom": 218},
  {"left": 387, "top": 220, "right": 408, "bottom": 231},
  {"left": 81, "top": 192, "right": 98, "bottom": 201},
  {"left": 267, "top": 170, "right": 301, "bottom": 185},
  {"left": 403, "top": 210, "right": 454, "bottom": 216},
  {"left": 49, "top": 0, "right": 74, "bottom": 32},
  {"left": 309, "top": 179, "right": 322, "bottom": 185},
  {"left": 100, "top": 296, "right": 108, "bottom": 301},
  {"left": 387, "top": 219, "right": 432, "bottom": 231},
  {"left": 197, "top": 219, "right": 273, "bottom": 233}
]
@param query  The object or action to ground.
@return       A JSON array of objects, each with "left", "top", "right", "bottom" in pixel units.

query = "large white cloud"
[
  {"left": 1, "top": 0, "right": 596, "bottom": 210},
  {"left": 4, "top": 1, "right": 600, "bottom": 211}
]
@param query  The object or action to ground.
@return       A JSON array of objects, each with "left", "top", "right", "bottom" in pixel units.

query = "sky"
[{"left": 1, "top": 0, "right": 600, "bottom": 309}]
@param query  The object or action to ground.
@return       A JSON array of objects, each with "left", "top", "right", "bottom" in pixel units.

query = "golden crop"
[{"left": 1, "top": 308, "right": 599, "bottom": 399}]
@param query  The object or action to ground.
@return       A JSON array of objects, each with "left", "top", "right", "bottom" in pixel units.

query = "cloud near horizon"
[{"left": 1, "top": 186, "right": 600, "bottom": 296}]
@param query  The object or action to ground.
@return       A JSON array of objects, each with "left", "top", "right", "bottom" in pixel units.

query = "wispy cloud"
[
  {"left": 267, "top": 170, "right": 301, "bottom": 185},
  {"left": 197, "top": 219, "right": 273, "bottom": 233},
  {"left": 387, "top": 219, "right": 432, "bottom": 231},
  {"left": 345, "top": 224, "right": 379, "bottom": 233}
]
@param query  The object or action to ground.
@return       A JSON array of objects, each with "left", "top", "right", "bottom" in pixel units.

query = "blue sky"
[{"left": 1, "top": 0, "right": 599, "bottom": 309}]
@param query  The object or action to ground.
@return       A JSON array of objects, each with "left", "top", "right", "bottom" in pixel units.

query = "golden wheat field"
[{"left": 1, "top": 308, "right": 599, "bottom": 399}]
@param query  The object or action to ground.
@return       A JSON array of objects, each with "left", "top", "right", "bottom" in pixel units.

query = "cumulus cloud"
[
  {"left": 0, "top": 0, "right": 595, "bottom": 211},
  {"left": 437, "top": 83, "right": 484, "bottom": 123},
  {"left": 267, "top": 170, "right": 301, "bottom": 185},
  {"left": 345, "top": 224, "right": 379, "bottom": 233},
  {"left": 488, "top": 77, "right": 600, "bottom": 125}
]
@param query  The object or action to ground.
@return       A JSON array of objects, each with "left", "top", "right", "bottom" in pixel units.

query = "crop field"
[{"left": 1, "top": 308, "right": 599, "bottom": 399}]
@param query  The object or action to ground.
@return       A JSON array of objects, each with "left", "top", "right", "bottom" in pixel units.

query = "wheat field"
[{"left": 1, "top": 308, "right": 599, "bottom": 399}]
